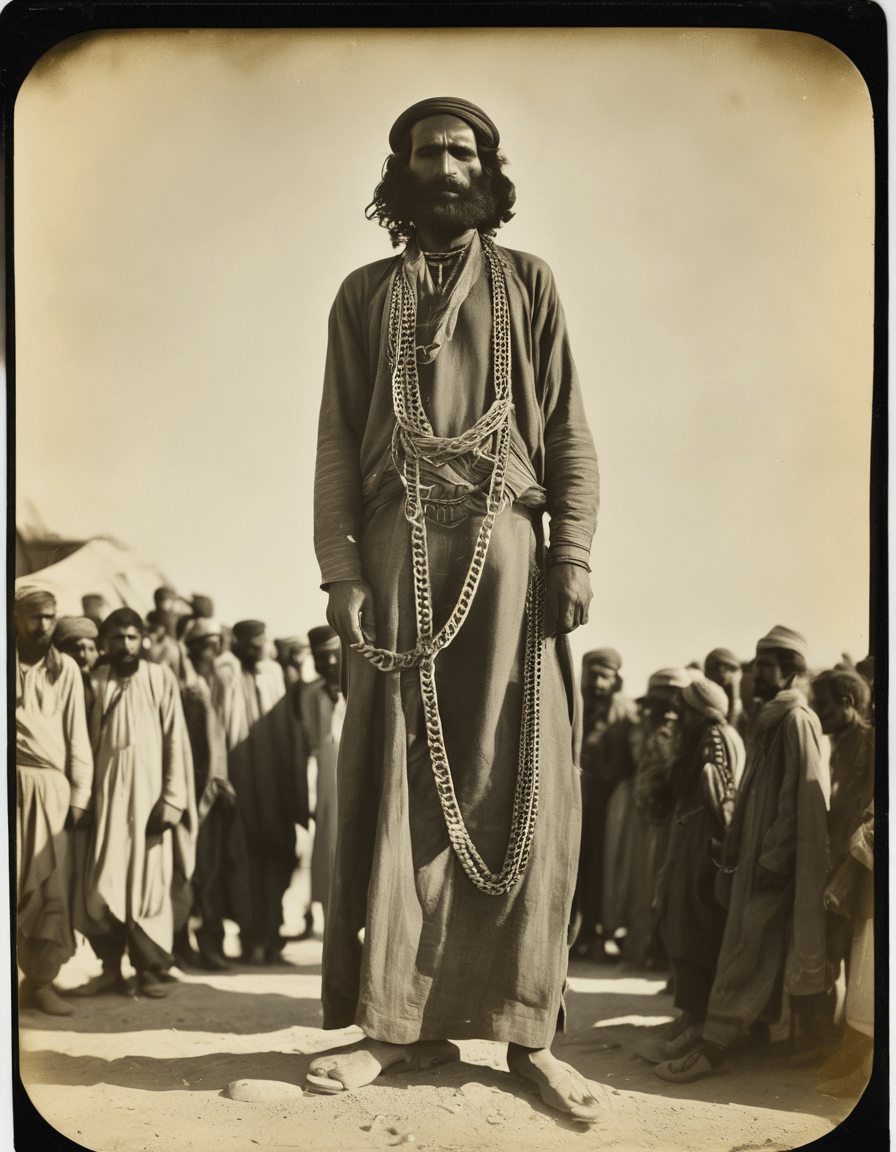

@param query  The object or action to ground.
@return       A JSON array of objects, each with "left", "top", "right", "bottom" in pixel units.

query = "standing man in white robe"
[
  {"left": 73, "top": 608, "right": 195, "bottom": 999},
  {"left": 15, "top": 585, "right": 93, "bottom": 1015}
]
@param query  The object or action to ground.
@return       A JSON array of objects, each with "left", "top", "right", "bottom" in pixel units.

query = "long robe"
[
  {"left": 703, "top": 689, "right": 829, "bottom": 1048},
  {"left": 314, "top": 241, "right": 599, "bottom": 1046},
  {"left": 180, "top": 659, "right": 250, "bottom": 953},
  {"left": 656, "top": 721, "right": 745, "bottom": 1016},
  {"left": 217, "top": 656, "right": 304, "bottom": 955},
  {"left": 301, "top": 678, "right": 345, "bottom": 910},
  {"left": 80, "top": 660, "right": 194, "bottom": 962},
  {"left": 574, "top": 692, "right": 638, "bottom": 944},
  {"left": 16, "top": 651, "right": 93, "bottom": 981}
]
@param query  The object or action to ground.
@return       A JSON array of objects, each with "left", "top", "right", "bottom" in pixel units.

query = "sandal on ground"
[
  {"left": 507, "top": 1050, "right": 609, "bottom": 1123},
  {"left": 654, "top": 1049, "right": 729, "bottom": 1083}
]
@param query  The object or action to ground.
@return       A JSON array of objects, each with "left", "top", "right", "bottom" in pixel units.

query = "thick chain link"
[{"left": 355, "top": 237, "right": 544, "bottom": 895}]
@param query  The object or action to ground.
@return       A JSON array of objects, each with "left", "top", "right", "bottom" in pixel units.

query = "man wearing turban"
[
  {"left": 305, "top": 97, "right": 603, "bottom": 1120},
  {"left": 217, "top": 619, "right": 308, "bottom": 964},
  {"left": 14, "top": 586, "right": 93, "bottom": 1015},
  {"left": 635, "top": 677, "right": 745, "bottom": 1064},
  {"left": 657, "top": 627, "right": 830, "bottom": 1082}
]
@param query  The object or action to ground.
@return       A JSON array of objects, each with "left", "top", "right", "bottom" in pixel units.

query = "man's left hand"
[{"left": 544, "top": 563, "right": 593, "bottom": 638}]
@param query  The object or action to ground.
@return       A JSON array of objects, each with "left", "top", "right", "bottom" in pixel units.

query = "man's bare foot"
[
  {"left": 306, "top": 1038, "right": 409, "bottom": 1094},
  {"left": 507, "top": 1043, "right": 608, "bottom": 1123}
]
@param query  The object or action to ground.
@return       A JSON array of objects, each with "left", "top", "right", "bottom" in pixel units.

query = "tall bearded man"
[
  {"left": 304, "top": 98, "right": 602, "bottom": 1120},
  {"left": 14, "top": 586, "right": 93, "bottom": 1015}
]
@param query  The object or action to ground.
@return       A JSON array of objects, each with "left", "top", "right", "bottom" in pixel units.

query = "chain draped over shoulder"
[{"left": 353, "top": 235, "right": 544, "bottom": 896}]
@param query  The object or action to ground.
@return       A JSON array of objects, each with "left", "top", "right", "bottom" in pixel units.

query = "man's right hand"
[{"left": 327, "top": 579, "right": 376, "bottom": 648}]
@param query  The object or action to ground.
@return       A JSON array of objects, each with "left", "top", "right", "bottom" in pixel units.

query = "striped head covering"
[
  {"left": 583, "top": 647, "right": 622, "bottom": 673},
  {"left": 682, "top": 676, "right": 729, "bottom": 723},
  {"left": 183, "top": 617, "right": 222, "bottom": 645},
  {"left": 389, "top": 97, "right": 500, "bottom": 153},
  {"left": 53, "top": 616, "right": 98, "bottom": 647},
  {"left": 14, "top": 583, "right": 56, "bottom": 616},
  {"left": 756, "top": 625, "right": 808, "bottom": 663},
  {"left": 706, "top": 647, "right": 740, "bottom": 669},
  {"left": 647, "top": 667, "right": 693, "bottom": 693}
]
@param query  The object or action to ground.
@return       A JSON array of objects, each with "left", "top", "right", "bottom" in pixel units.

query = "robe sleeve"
[
  {"left": 530, "top": 261, "right": 599, "bottom": 566},
  {"left": 62, "top": 661, "right": 93, "bottom": 810},
  {"left": 314, "top": 274, "right": 373, "bottom": 586},
  {"left": 158, "top": 665, "right": 192, "bottom": 815},
  {"left": 758, "top": 708, "right": 824, "bottom": 876}
]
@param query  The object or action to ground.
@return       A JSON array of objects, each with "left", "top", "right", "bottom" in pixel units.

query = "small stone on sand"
[{"left": 223, "top": 1079, "right": 306, "bottom": 1103}]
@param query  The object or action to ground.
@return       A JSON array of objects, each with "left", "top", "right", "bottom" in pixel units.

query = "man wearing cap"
[
  {"left": 53, "top": 615, "right": 101, "bottom": 711},
  {"left": 704, "top": 648, "right": 747, "bottom": 738},
  {"left": 299, "top": 626, "right": 345, "bottom": 925},
  {"left": 636, "top": 677, "right": 744, "bottom": 1064},
  {"left": 218, "top": 620, "right": 308, "bottom": 964},
  {"left": 656, "top": 626, "right": 829, "bottom": 1082},
  {"left": 14, "top": 586, "right": 93, "bottom": 1015},
  {"left": 177, "top": 617, "right": 246, "bottom": 969},
  {"left": 572, "top": 649, "right": 638, "bottom": 960},
  {"left": 73, "top": 607, "right": 196, "bottom": 999},
  {"left": 308, "top": 98, "right": 602, "bottom": 1119}
]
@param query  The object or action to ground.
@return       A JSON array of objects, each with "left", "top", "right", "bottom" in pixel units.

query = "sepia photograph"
[{"left": 9, "top": 10, "right": 883, "bottom": 1152}]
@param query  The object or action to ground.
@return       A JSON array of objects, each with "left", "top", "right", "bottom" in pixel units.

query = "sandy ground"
[{"left": 16, "top": 868, "right": 875, "bottom": 1152}]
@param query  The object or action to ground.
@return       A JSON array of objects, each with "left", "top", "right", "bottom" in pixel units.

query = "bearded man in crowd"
[
  {"left": 656, "top": 626, "right": 829, "bottom": 1083},
  {"left": 72, "top": 607, "right": 195, "bottom": 999},
  {"left": 177, "top": 617, "right": 246, "bottom": 970},
  {"left": 301, "top": 97, "right": 603, "bottom": 1121},
  {"left": 572, "top": 649, "right": 638, "bottom": 960},
  {"left": 14, "top": 586, "right": 93, "bottom": 1015},
  {"left": 218, "top": 619, "right": 308, "bottom": 964}
]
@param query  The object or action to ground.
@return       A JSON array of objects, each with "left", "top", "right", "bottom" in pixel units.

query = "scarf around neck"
[{"left": 402, "top": 231, "right": 484, "bottom": 364}]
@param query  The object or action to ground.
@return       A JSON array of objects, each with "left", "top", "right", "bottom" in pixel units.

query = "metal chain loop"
[{"left": 355, "top": 237, "right": 544, "bottom": 894}]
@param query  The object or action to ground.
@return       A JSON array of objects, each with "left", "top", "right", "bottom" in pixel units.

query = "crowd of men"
[
  {"left": 572, "top": 631, "right": 874, "bottom": 1098},
  {"left": 14, "top": 578, "right": 874, "bottom": 1101},
  {"left": 14, "top": 581, "right": 343, "bottom": 1004}
]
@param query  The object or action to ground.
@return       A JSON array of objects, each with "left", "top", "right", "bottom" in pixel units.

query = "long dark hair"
[{"left": 365, "top": 146, "right": 516, "bottom": 249}]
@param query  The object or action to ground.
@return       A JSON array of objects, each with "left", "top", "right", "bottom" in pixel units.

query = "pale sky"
[{"left": 14, "top": 26, "right": 874, "bottom": 694}]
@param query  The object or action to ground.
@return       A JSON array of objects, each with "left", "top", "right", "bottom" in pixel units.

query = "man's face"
[
  {"left": 235, "top": 633, "right": 266, "bottom": 665},
  {"left": 406, "top": 115, "right": 493, "bottom": 237},
  {"left": 61, "top": 637, "right": 99, "bottom": 672},
  {"left": 586, "top": 664, "right": 616, "bottom": 700},
  {"left": 753, "top": 651, "right": 786, "bottom": 700},
  {"left": 16, "top": 605, "right": 57, "bottom": 651},
  {"left": 810, "top": 682, "right": 853, "bottom": 736},
  {"left": 706, "top": 657, "right": 740, "bottom": 689},
  {"left": 188, "top": 635, "right": 221, "bottom": 668},
  {"left": 104, "top": 625, "right": 143, "bottom": 674},
  {"left": 313, "top": 643, "right": 342, "bottom": 691}
]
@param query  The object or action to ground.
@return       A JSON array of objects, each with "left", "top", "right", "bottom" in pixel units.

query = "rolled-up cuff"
[{"left": 548, "top": 543, "right": 592, "bottom": 571}]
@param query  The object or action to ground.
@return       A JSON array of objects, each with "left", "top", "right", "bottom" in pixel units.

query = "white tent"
[{"left": 14, "top": 537, "right": 170, "bottom": 619}]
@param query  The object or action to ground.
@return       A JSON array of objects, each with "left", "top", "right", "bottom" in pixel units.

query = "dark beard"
[
  {"left": 111, "top": 651, "right": 141, "bottom": 677},
  {"left": 394, "top": 167, "right": 500, "bottom": 240}
]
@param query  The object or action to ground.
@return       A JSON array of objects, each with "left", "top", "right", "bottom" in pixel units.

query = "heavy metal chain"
[{"left": 355, "top": 237, "right": 544, "bottom": 895}]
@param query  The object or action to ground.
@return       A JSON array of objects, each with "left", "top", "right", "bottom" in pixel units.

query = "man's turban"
[
  {"left": 682, "top": 676, "right": 729, "bottom": 723},
  {"left": 756, "top": 625, "right": 808, "bottom": 663},
  {"left": 14, "top": 584, "right": 56, "bottom": 615},
  {"left": 389, "top": 97, "right": 500, "bottom": 153},
  {"left": 53, "top": 616, "right": 99, "bottom": 647},
  {"left": 583, "top": 648, "right": 622, "bottom": 673},
  {"left": 647, "top": 667, "right": 694, "bottom": 693},
  {"left": 233, "top": 619, "right": 266, "bottom": 642},
  {"left": 183, "top": 617, "right": 222, "bottom": 645},
  {"left": 308, "top": 624, "right": 340, "bottom": 651},
  {"left": 706, "top": 647, "right": 740, "bottom": 669}
]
